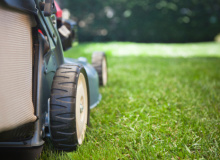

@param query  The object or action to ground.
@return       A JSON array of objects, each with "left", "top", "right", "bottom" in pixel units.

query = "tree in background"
[{"left": 57, "top": 0, "right": 220, "bottom": 43}]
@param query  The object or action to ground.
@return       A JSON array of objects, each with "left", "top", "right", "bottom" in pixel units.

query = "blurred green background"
[{"left": 57, "top": 0, "right": 220, "bottom": 43}]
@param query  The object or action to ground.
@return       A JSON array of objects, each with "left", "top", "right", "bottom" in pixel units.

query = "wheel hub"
[
  {"left": 80, "top": 104, "right": 84, "bottom": 113},
  {"left": 76, "top": 73, "right": 88, "bottom": 145}
]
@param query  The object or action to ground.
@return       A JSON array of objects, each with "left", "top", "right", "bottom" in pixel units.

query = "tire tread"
[{"left": 50, "top": 64, "right": 89, "bottom": 151}]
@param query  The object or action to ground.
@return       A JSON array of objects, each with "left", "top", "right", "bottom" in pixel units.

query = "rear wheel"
[
  {"left": 92, "top": 51, "right": 108, "bottom": 86},
  {"left": 50, "top": 64, "right": 89, "bottom": 151}
]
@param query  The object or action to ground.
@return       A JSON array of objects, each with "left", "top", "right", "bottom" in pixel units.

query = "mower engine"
[{"left": 55, "top": 1, "right": 77, "bottom": 51}]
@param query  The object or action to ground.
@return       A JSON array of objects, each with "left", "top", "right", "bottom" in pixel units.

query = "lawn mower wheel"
[
  {"left": 50, "top": 64, "right": 90, "bottom": 151},
  {"left": 92, "top": 51, "right": 108, "bottom": 86}
]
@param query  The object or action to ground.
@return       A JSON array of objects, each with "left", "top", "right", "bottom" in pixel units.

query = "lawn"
[{"left": 40, "top": 42, "right": 220, "bottom": 159}]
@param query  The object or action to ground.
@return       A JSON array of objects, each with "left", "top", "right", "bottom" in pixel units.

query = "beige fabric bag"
[{"left": 0, "top": 6, "right": 37, "bottom": 132}]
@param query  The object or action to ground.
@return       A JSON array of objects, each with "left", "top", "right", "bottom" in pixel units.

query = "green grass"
[{"left": 40, "top": 42, "right": 220, "bottom": 159}]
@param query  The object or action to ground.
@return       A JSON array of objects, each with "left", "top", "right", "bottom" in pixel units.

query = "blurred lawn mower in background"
[{"left": 0, "top": 0, "right": 108, "bottom": 159}]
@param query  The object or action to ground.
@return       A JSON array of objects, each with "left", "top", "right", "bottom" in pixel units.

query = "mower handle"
[{"left": 40, "top": 0, "right": 56, "bottom": 17}]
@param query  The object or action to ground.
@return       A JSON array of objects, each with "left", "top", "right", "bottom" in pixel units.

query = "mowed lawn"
[{"left": 40, "top": 42, "right": 220, "bottom": 159}]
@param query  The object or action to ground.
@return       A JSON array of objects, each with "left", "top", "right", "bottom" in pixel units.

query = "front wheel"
[{"left": 50, "top": 64, "right": 90, "bottom": 151}]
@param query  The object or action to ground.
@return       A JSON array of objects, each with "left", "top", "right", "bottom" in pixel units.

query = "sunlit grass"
[
  {"left": 40, "top": 42, "right": 220, "bottom": 159},
  {"left": 65, "top": 42, "right": 220, "bottom": 58}
]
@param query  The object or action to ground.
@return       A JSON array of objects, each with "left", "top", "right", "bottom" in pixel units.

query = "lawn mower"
[{"left": 0, "top": 0, "right": 107, "bottom": 158}]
